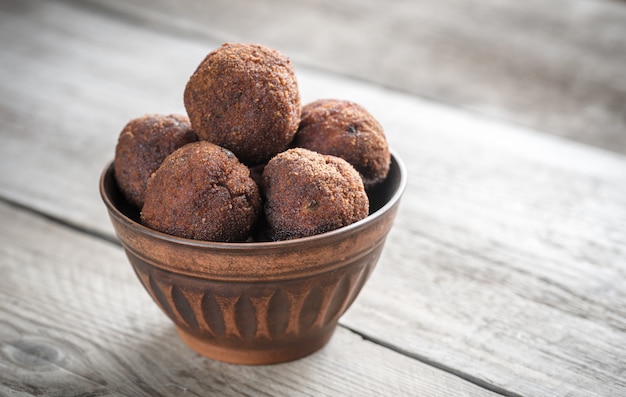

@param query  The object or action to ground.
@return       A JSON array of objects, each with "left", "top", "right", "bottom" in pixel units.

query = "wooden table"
[{"left": 1, "top": 1, "right": 625, "bottom": 396}]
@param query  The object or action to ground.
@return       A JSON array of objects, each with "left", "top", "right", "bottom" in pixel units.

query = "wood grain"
[
  {"left": 346, "top": 88, "right": 626, "bottom": 396},
  {"left": 0, "top": 0, "right": 202, "bottom": 234},
  {"left": 79, "top": 0, "right": 626, "bottom": 154},
  {"left": 1, "top": 0, "right": 626, "bottom": 396},
  {"left": 0, "top": 201, "right": 498, "bottom": 397}
]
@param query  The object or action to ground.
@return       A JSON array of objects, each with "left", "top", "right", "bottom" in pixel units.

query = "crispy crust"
[
  {"left": 141, "top": 141, "right": 261, "bottom": 242},
  {"left": 263, "top": 148, "right": 369, "bottom": 240},
  {"left": 114, "top": 114, "right": 197, "bottom": 208},
  {"left": 184, "top": 43, "right": 301, "bottom": 165},
  {"left": 295, "top": 99, "right": 390, "bottom": 189}
]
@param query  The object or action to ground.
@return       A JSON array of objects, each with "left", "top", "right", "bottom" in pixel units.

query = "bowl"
[{"left": 99, "top": 152, "right": 406, "bottom": 365}]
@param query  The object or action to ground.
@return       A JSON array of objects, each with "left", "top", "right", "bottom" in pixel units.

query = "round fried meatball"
[
  {"left": 184, "top": 43, "right": 301, "bottom": 165},
  {"left": 141, "top": 141, "right": 262, "bottom": 242},
  {"left": 114, "top": 114, "right": 197, "bottom": 208},
  {"left": 263, "top": 148, "right": 369, "bottom": 241},
  {"left": 295, "top": 99, "right": 390, "bottom": 189}
]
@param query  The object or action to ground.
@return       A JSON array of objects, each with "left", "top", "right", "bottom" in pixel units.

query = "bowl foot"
[{"left": 175, "top": 326, "right": 337, "bottom": 365}]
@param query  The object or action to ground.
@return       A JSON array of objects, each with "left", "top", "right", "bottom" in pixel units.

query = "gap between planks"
[
  {"left": 0, "top": 194, "right": 120, "bottom": 247},
  {"left": 345, "top": 327, "right": 524, "bottom": 397}
]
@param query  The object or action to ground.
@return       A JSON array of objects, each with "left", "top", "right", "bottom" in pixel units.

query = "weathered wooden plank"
[
  {"left": 79, "top": 0, "right": 626, "bottom": 154},
  {"left": 341, "top": 88, "right": 626, "bottom": 396},
  {"left": 0, "top": 0, "right": 203, "bottom": 235},
  {"left": 0, "top": 201, "right": 499, "bottom": 397},
  {"left": 1, "top": 1, "right": 626, "bottom": 396}
]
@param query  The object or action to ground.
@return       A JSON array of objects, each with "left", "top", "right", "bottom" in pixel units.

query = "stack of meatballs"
[{"left": 114, "top": 43, "right": 390, "bottom": 242}]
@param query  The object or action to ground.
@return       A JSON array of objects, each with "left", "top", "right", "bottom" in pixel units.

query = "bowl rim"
[{"left": 100, "top": 151, "right": 407, "bottom": 250}]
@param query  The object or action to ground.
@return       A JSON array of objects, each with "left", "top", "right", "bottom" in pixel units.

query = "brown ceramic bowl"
[{"left": 99, "top": 152, "right": 406, "bottom": 365}]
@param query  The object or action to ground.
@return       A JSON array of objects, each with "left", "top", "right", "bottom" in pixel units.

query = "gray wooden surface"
[
  {"left": 1, "top": 0, "right": 626, "bottom": 396},
  {"left": 80, "top": 0, "right": 626, "bottom": 154}
]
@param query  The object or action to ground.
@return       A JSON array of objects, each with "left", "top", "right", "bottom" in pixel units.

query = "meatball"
[
  {"left": 263, "top": 148, "right": 369, "bottom": 241},
  {"left": 294, "top": 99, "right": 390, "bottom": 189},
  {"left": 141, "top": 141, "right": 262, "bottom": 242},
  {"left": 114, "top": 114, "right": 197, "bottom": 208},
  {"left": 184, "top": 43, "right": 301, "bottom": 165}
]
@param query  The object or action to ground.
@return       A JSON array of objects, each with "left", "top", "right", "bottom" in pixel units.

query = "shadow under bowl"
[{"left": 99, "top": 152, "right": 406, "bottom": 365}]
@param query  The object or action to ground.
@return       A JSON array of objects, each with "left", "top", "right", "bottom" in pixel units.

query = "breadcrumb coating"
[
  {"left": 141, "top": 141, "right": 261, "bottom": 242},
  {"left": 184, "top": 43, "right": 300, "bottom": 165},
  {"left": 263, "top": 148, "right": 369, "bottom": 240},
  {"left": 295, "top": 99, "right": 390, "bottom": 189},
  {"left": 114, "top": 114, "right": 197, "bottom": 208}
]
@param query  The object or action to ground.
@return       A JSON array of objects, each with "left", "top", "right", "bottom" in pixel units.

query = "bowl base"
[{"left": 176, "top": 326, "right": 336, "bottom": 365}]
